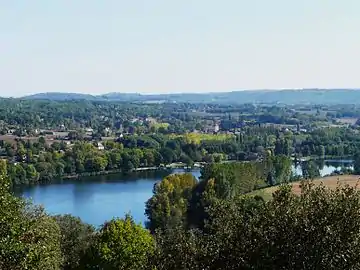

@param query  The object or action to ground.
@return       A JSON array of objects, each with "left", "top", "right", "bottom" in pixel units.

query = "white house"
[{"left": 97, "top": 142, "right": 105, "bottom": 150}]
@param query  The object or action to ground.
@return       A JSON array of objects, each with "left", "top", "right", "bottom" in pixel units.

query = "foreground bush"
[
  {"left": 0, "top": 160, "right": 62, "bottom": 270},
  {"left": 4, "top": 162, "right": 360, "bottom": 269},
  {"left": 154, "top": 182, "right": 360, "bottom": 269}
]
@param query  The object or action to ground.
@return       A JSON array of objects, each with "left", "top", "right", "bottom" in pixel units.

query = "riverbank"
[
  {"left": 16, "top": 156, "right": 355, "bottom": 187},
  {"left": 291, "top": 155, "right": 353, "bottom": 162},
  {"left": 60, "top": 162, "right": 204, "bottom": 180}
]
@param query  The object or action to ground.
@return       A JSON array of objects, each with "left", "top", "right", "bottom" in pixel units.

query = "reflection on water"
[
  {"left": 292, "top": 159, "right": 354, "bottom": 177},
  {"left": 17, "top": 169, "right": 201, "bottom": 227}
]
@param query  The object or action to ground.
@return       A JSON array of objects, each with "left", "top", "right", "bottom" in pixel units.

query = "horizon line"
[{"left": 5, "top": 87, "right": 360, "bottom": 98}]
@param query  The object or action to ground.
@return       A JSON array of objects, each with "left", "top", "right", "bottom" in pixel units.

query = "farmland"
[{"left": 250, "top": 175, "right": 360, "bottom": 201}]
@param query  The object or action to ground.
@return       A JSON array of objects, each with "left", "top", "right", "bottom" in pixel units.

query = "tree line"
[{"left": 4, "top": 124, "right": 360, "bottom": 186}]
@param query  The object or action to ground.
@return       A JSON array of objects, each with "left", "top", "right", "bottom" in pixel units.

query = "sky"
[{"left": 1, "top": 0, "right": 360, "bottom": 97}]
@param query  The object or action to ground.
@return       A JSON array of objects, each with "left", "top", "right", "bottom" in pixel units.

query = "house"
[
  {"left": 204, "top": 121, "right": 220, "bottom": 134},
  {"left": 145, "top": 117, "right": 157, "bottom": 124},
  {"left": 102, "top": 127, "right": 112, "bottom": 136},
  {"left": 85, "top": 127, "right": 94, "bottom": 133},
  {"left": 97, "top": 142, "right": 105, "bottom": 150}
]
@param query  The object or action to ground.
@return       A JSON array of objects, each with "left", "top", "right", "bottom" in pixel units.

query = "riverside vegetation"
[
  {"left": 3, "top": 157, "right": 360, "bottom": 269},
  {"left": 3, "top": 99, "right": 360, "bottom": 268},
  {"left": 2, "top": 99, "right": 360, "bottom": 186}
]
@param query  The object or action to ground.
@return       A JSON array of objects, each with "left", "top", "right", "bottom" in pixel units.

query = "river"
[
  {"left": 17, "top": 160, "right": 353, "bottom": 227},
  {"left": 16, "top": 168, "right": 202, "bottom": 227}
]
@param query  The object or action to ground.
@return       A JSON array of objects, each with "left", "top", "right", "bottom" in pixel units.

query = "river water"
[
  {"left": 17, "top": 168, "right": 201, "bottom": 227},
  {"left": 17, "top": 160, "right": 353, "bottom": 227}
]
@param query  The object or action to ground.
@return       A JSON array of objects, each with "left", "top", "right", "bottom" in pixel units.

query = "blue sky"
[{"left": 1, "top": 0, "right": 359, "bottom": 97}]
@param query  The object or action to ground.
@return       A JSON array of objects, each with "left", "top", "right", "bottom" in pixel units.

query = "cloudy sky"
[{"left": 1, "top": 0, "right": 359, "bottom": 97}]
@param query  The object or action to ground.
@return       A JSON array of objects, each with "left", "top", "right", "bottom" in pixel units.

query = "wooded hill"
[{"left": 20, "top": 89, "right": 360, "bottom": 104}]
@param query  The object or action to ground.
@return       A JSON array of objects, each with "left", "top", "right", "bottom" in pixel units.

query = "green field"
[{"left": 169, "top": 133, "right": 235, "bottom": 144}]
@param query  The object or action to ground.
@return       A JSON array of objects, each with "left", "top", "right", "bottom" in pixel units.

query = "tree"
[
  {"left": 0, "top": 159, "right": 28, "bottom": 269},
  {"left": 274, "top": 139, "right": 283, "bottom": 155},
  {"left": 155, "top": 183, "right": 360, "bottom": 269},
  {"left": 180, "top": 154, "right": 194, "bottom": 167},
  {"left": 145, "top": 174, "right": 197, "bottom": 232},
  {"left": 9, "top": 163, "right": 28, "bottom": 185},
  {"left": 35, "top": 162, "right": 56, "bottom": 183},
  {"left": 53, "top": 215, "right": 95, "bottom": 270},
  {"left": 267, "top": 171, "right": 275, "bottom": 186},
  {"left": 23, "top": 206, "right": 63, "bottom": 270},
  {"left": 25, "top": 164, "right": 40, "bottom": 184},
  {"left": 89, "top": 215, "right": 154, "bottom": 270},
  {"left": 0, "top": 160, "right": 62, "bottom": 269},
  {"left": 85, "top": 156, "right": 108, "bottom": 172},
  {"left": 68, "top": 131, "right": 82, "bottom": 141},
  {"left": 318, "top": 145, "right": 325, "bottom": 157},
  {"left": 266, "top": 155, "right": 292, "bottom": 185},
  {"left": 200, "top": 162, "right": 264, "bottom": 197},
  {"left": 302, "top": 160, "right": 320, "bottom": 179},
  {"left": 143, "top": 149, "right": 155, "bottom": 167},
  {"left": 160, "top": 147, "right": 175, "bottom": 164},
  {"left": 38, "top": 136, "right": 46, "bottom": 145},
  {"left": 16, "top": 143, "right": 26, "bottom": 162},
  {"left": 354, "top": 152, "right": 360, "bottom": 174},
  {"left": 152, "top": 227, "right": 205, "bottom": 270}
]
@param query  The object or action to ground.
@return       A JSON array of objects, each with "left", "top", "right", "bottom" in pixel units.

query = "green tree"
[
  {"left": 24, "top": 207, "right": 63, "bottom": 270},
  {"left": 38, "top": 136, "right": 46, "bottom": 145},
  {"left": 145, "top": 173, "right": 197, "bottom": 232},
  {"left": 302, "top": 160, "right": 320, "bottom": 179},
  {"left": 200, "top": 162, "right": 264, "bottom": 197},
  {"left": 85, "top": 156, "right": 108, "bottom": 172},
  {"left": 89, "top": 215, "right": 154, "bottom": 270},
  {"left": 354, "top": 152, "right": 360, "bottom": 174},
  {"left": 318, "top": 145, "right": 326, "bottom": 157},
  {"left": 160, "top": 147, "right": 175, "bottom": 164},
  {"left": 36, "top": 162, "right": 56, "bottom": 183},
  {"left": 266, "top": 155, "right": 292, "bottom": 184},
  {"left": 53, "top": 215, "right": 95, "bottom": 270},
  {"left": 156, "top": 183, "right": 360, "bottom": 269},
  {"left": 0, "top": 160, "right": 62, "bottom": 269},
  {"left": 25, "top": 164, "right": 40, "bottom": 184},
  {"left": 8, "top": 163, "right": 27, "bottom": 185},
  {"left": 16, "top": 143, "right": 26, "bottom": 162}
]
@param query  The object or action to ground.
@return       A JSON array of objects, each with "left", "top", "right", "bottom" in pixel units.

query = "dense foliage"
[
  {"left": 4, "top": 160, "right": 360, "bottom": 269},
  {"left": 89, "top": 215, "right": 154, "bottom": 270},
  {"left": 53, "top": 215, "right": 95, "bottom": 269},
  {"left": 4, "top": 125, "right": 360, "bottom": 186},
  {"left": 3, "top": 98, "right": 360, "bottom": 268},
  {"left": 153, "top": 182, "right": 360, "bottom": 269},
  {"left": 0, "top": 159, "right": 62, "bottom": 269},
  {"left": 1, "top": 99, "right": 360, "bottom": 187}
]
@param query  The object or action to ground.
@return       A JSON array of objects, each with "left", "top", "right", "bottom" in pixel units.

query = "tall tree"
[
  {"left": 88, "top": 215, "right": 154, "bottom": 270},
  {"left": 145, "top": 173, "right": 197, "bottom": 232}
]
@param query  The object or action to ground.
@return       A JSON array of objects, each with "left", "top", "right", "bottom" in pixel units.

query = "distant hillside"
[
  {"left": 21, "top": 89, "right": 360, "bottom": 104},
  {"left": 24, "top": 92, "right": 97, "bottom": 101}
]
